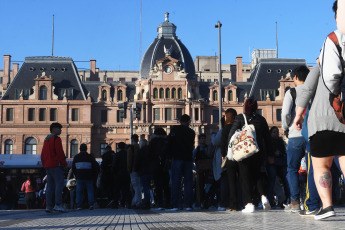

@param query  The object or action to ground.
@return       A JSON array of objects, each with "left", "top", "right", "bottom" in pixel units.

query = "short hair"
[
  {"left": 198, "top": 133, "right": 206, "bottom": 140},
  {"left": 180, "top": 114, "right": 190, "bottom": 123},
  {"left": 333, "top": 0, "right": 338, "bottom": 16},
  {"left": 269, "top": 126, "right": 279, "bottom": 134},
  {"left": 105, "top": 145, "right": 111, "bottom": 151},
  {"left": 154, "top": 127, "right": 167, "bottom": 136},
  {"left": 118, "top": 142, "right": 126, "bottom": 150},
  {"left": 80, "top": 143, "right": 87, "bottom": 151},
  {"left": 293, "top": 65, "right": 310, "bottom": 82},
  {"left": 131, "top": 134, "right": 139, "bottom": 142},
  {"left": 244, "top": 98, "right": 258, "bottom": 115},
  {"left": 139, "top": 139, "right": 148, "bottom": 149},
  {"left": 50, "top": 122, "right": 62, "bottom": 132}
]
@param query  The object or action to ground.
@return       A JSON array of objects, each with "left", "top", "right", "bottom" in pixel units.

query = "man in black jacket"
[
  {"left": 168, "top": 114, "right": 195, "bottom": 211},
  {"left": 72, "top": 144, "right": 99, "bottom": 210}
]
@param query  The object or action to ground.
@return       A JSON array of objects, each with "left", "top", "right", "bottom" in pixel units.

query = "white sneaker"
[
  {"left": 261, "top": 196, "right": 271, "bottom": 211},
  {"left": 53, "top": 205, "right": 67, "bottom": 212},
  {"left": 242, "top": 204, "right": 255, "bottom": 213},
  {"left": 218, "top": 207, "right": 226, "bottom": 211},
  {"left": 185, "top": 207, "right": 193, "bottom": 211}
]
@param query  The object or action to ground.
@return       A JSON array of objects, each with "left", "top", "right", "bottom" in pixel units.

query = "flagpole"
[{"left": 52, "top": 14, "right": 54, "bottom": 56}]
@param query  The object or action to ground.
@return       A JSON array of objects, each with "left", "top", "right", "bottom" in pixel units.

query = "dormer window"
[
  {"left": 58, "top": 88, "right": 73, "bottom": 100},
  {"left": 39, "top": 86, "right": 47, "bottom": 100},
  {"left": 40, "top": 67, "right": 45, "bottom": 71},
  {"left": 117, "top": 90, "right": 123, "bottom": 101},
  {"left": 15, "top": 88, "right": 30, "bottom": 100},
  {"left": 102, "top": 90, "right": 107, "bottom": 101}
]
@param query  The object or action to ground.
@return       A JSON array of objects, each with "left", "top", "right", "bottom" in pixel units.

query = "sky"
[{"left": 0, "top": 0, "right": 338, "bottom": 71}]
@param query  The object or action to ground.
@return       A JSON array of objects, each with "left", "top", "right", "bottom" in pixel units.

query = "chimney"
[
  {"left": 236, "top": 57, "right": 243, "bottom": 82},
  {"left": 90, "top": 59, "right": 98, "bottom": 81},
  {"left": 12, "top": 63, "right": 19, "bottom": 79},
  {"left": 3, "top": 55, "right": 11, "bottom": 89}
]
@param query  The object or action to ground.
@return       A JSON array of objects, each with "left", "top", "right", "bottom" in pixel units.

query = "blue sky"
[{"left": 0, "top": 0, "right": 337, "bottom": 71}]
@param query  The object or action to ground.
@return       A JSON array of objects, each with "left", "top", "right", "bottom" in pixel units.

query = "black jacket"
[
  {"left": 221, "top": 124, "right": 233, "bottom": 158},
  {"left": 72, "top": 151, "right": 99, "bottom": 180},
  {"left": 167, "top": 125, "right": 195, "bottom": 161},
  {"left": 112, "top": 149, "right": 129, "bottom": 176},
  {"left": 228, "top": 113, "right": 274, "bottom": 160}
]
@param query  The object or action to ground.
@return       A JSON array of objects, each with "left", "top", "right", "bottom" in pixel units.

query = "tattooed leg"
[{"left": 319, "top": 172, "right": 332, "bottom": 188}]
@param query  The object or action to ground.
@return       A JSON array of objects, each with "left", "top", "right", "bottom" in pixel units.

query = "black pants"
[
  {"left": 113, "top": 174, "right": 131, "bottom": 208},
  {"left": 238, "top": 155, "right": 265, "bottom": 205},
  {"left": 153, "top": 170, "right": 171, "bottom": 208},
  {"left": 25, "top": 192, "right": 36, "bottom": 209},
  {"left": 226, "top": 160, "right": 240, "bottom": 209}
]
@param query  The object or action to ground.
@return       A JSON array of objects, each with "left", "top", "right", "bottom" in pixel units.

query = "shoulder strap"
[
  {"left": 290, "top": 88, "right": 296, "bottom": 109},
  {"left": 242, "top": 114, "right": 248, "bottom": 126}
]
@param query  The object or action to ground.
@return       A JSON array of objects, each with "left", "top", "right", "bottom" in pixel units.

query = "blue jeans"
[
  {"left": 171, "top": 160, "right": 193, "bottom": 209},
  {"left": 46, "top": 167, "right": 65, "bottom": 209},
  {"left": 76, "top": 179, "right": 94, "bottom": 208},
  {"left": 140, "top": 174, "right": 152, "bottom": 205},
  {"left": 130, "top": 172, "right": 142, "bottom": 207},
  {"left": 267, "top": 164, "right": 290, "bottom": 204},
  {"left": 286, "top": 137, "right": 306, "bottom": 201}
]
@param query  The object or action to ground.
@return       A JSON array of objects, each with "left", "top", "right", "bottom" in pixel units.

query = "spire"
[
  {"left": 165, "top": 12, "right": 169, "bottom": 22},
  {"left": 157, "top": 12, "right": 176, "bottom": 39}
]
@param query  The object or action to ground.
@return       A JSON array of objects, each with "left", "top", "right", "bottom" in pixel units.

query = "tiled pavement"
[{"left": 1, "top": 207, "right": 345, "bottom": 230}]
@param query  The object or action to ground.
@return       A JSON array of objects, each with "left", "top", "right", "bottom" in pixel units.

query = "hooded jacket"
[{"left": 41, "top": 134, "right": 67, "bottom": 168}]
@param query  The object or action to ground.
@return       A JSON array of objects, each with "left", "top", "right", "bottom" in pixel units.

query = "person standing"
[
  {"left": 101, "top": 146, "right": 115, "bottom": 205},
  {"left": 168, "top": 114, "right": 195, "bottom": 211},
  {"left": 282, "top": 65, "right": 309, "bottom": 212},
  {"left": 41, "top": 122, "right": 68, "bottom": 213},
  {"left": 72, "top": 143, "right": 99, "bottom": 210},
  {"left": 21, "top": 175, "right": 38, "bottom": 209}
]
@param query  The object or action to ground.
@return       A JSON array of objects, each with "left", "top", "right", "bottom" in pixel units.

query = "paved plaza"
[{"left": 1, "top": 206, "right": 345, "bottom": 230}]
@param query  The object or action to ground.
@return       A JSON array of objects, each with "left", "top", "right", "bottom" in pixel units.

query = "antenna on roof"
[
  {"left": 52, "top": 14, "right": 55, "bottom": 56},
  {"left": 140, "top": 0, "right": 142, "bottom": 65},
  {"left": 276, "top": 21, "right": 278, "bottom": 58}
]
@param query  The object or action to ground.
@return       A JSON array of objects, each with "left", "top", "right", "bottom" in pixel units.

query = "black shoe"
[
  {"left": 314, "top": 206, "right": 335, "bottom": 220},
  {"left": 89, "top": 206, "right": 94, "bottom": 210},
  {"left": 299, "top": 209, "right": 318, "bottom": 217}
]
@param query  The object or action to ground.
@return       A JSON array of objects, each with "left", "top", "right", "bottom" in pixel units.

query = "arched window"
[
  {"left": 153, "top": 88, "right": 158, "bottom": 99},
  {"left": 70, "top": 139, "right": 78, "bottom": 158},
  {"left": 172, "top": 88, "right": 176, "bottom": 99},
  {"left": 39, "top": 86, "right": 47, "bottom": 100},
  {"left": 213, "top": 90, "right": 218, "bottom": 101},
  {"left": 141, "top": 89, "right": 145, "bottom": 99},
  {"left": 117, "top": 90, "right": 123, "bottom": 101},
  {"left": 166, "top": 88, "right": 170, "bottom": 99},
  {"left": 25, "top": 138, "right": 37, "bottom": 155},
  {"left": 228, "top": 90, "right": 233, "bottom": 101},
  {"left": 159, "top": 88, "right": 164, "bottom": 99},
  {"left": 5, "top": 139, "right": 13, "bottom": 154},
  {"left": 178, "top": 88, "right": 182, "bottom": 99},
  {"left": 102, "top": 90, "right": 107, "bottom": 101}
]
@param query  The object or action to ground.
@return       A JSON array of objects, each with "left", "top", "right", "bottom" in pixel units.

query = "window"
[
  {"left": 228, "top": 90, "right": 233, "bottom": 101},
  {"left": 132, "top": 78, "right": 137, "bottom": 82},
  {"left": 176, "top": 108, "right": 183, "bottom": 120},
  {"left": 100, "top": 143, "right": 108, "bottom": 156},
  {"left": 107, "top": 78, "right": 113, "bottom": 82},
  {"left": 207, "top": 79, "right": 211, "bottom": 82},
  {"left": 39, "top": 86, "right": 47, "bottom": 100},
  {"left": 159, "top": 88, "right": 164, "bottom": 99},
  {"left": 260, "top": 89, "right": 276, "bottom": 101},
  {"left": 276, "top": 109, "right": 282, "bottom": 122},
  {"left": 213, "top": 90, "right": 218, "bottom": 101},
  {"left": 28, "top": 108, "right": 35, "bottom": 121},
  {"left": 71, "top": 108, "right": 79, "bottom": 121},
  {"left": 39, "top": 108, "right": 46, "bottom": 121},
  {"left": 172, "top": 88, "right": 176, "bottom": 99},
  {"left": 153, "top": 88, "right": 158, "bottom": 99},
  {"left": 50, "top": 108, "right": 57, "bottom": 121},
  {"left": 165, "top": 108, "right": 172, "bottom": 121},
  {"left": 178, "top": 88, "right": 182, "bottom": 99},
  {"left": 194, "top": 108, "right": 199, "bottom": 121},
  {"left": 102, "top": 90, "right": 107, "bottom": 101},
  {"left": 154, "top": 108, "right": 160, "bottom": 121},
  {"left": 6, "top": 108, "right": 13, "bottom": 121},
  {"left": 117, "top": 110, "right": 123, "bottom": 122},
  {"left": 5, "top": 139, "right": 13, "bottom": 154},
  {"left": 119, "top": 78, "right": 125, "bottom": 82},
  {"left": 15, "top": 89, "right": 30, "bottom": 100},
  {"left": 58, "top": 88, "right": 73, "bottom": 100},
  {"left": 212, "top": 110, "right": 219, "bottom": 124},
  {"left": 166, "top": 88, "right": 170, "bottom": 99},
  {"left": 101, "top": 110, "right": 108, "bottom": 123},
  {"left": 25, "top": 138, "right": 37, "bottom": 155},
  {"left": 70, "top": 139, "right": 78, "bottom": 158},
  {"left": 117, "top": 90, "right": 123, "bottom": 101},
  {"left": 257, "top": 109, "right": 263, "bottom": 116},
  {"left": 141, "top": 89, "right": 145, "bottom": 99}
]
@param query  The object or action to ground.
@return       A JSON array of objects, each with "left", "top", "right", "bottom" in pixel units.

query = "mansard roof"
[
  {"left": 248, "top": 58, "right": 307, "bottom": 101},
  {"left": 2, "top": 56, "right": 87, "bottom": 100}
]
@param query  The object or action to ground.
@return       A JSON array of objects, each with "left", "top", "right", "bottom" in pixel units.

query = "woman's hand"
[{"left": 293, "top": 106, "right": 306, "bottom": 131}]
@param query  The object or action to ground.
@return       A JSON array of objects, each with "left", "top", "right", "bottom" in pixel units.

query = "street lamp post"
[{"left": 215, "top": 21, "right": 222, "bottom": 131}]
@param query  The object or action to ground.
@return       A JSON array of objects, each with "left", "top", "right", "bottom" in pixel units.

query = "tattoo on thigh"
[{"left": 319, "top": 173, "right": 331, "bottom": 188}]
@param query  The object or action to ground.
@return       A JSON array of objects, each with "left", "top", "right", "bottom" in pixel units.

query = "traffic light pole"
[{"left": 130, "top": 105, "right": 133, "bottom": 144}]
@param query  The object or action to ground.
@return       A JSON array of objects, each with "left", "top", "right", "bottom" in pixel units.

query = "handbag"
[
  {"left": 230, "top": 114, "right": 259, "bottom": 161},
  {"left": 66, "top": 178, "right": 76, "bottom": 188}
]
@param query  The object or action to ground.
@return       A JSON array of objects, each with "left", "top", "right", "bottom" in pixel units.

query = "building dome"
[{"left": 139, "top": 12, "right": 195, "bottom": 80}]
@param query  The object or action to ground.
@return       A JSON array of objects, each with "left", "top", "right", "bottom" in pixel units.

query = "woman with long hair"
[
  {"left": 21, "top": 175, "right": 37, "bottom": 209},
  {"left": 228, "top": 98, "right": 274, "bottom": 213}
]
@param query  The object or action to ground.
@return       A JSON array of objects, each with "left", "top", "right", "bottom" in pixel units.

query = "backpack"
[
  {"left": 228, "top": 114, "right": 260, "bottom": 162},
  {"left": 321, "top": 32, "right": 345, "bottom": 124}
]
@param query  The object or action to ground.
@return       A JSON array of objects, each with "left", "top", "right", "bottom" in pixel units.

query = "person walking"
[
  {"left": 72, "top": 143, "right": 99, "bottom": 210},
  {"left": 228, "top": 98, "right": 273, "bottom": 213},
  {"left": 282, "top": 65, "right": 309, "bottom": 212},
  {"left": 21, "top": 175, "right": 38, "bottom": 209},
  {"left": 168, "top": 114, "right": 195, "bottom": 211},
  {"left": 41, "top": 122, "right": 68, "bottom": 213}
]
